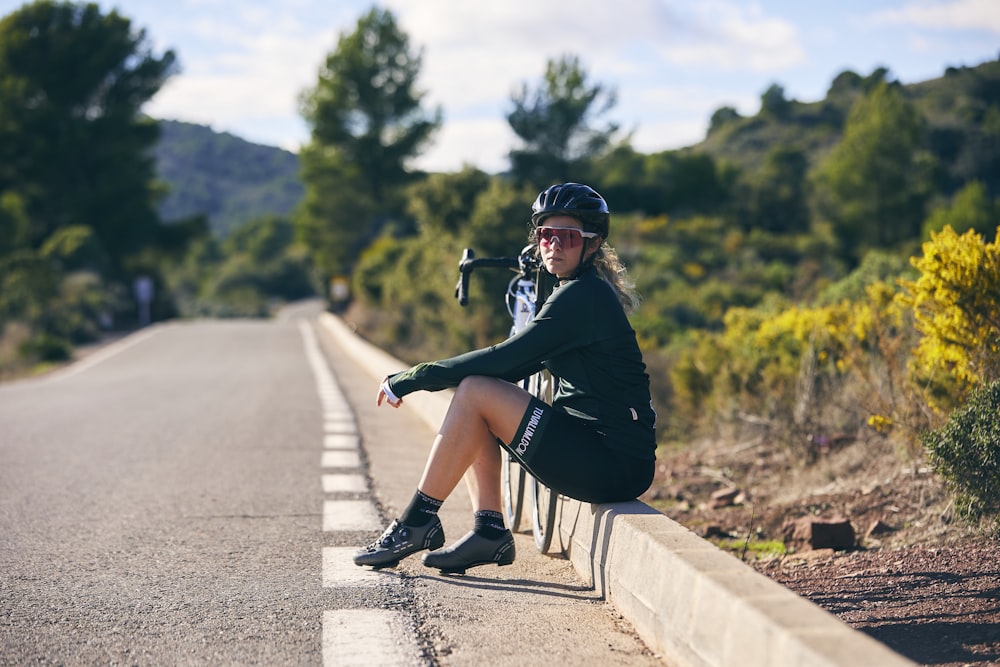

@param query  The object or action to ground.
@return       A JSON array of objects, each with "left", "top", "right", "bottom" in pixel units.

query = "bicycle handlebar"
[{"left": 455, "top": 248, "right": 521, "bottom": 306}]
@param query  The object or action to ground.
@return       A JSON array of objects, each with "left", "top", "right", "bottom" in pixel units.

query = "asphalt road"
[{"left": 0, "top": 305, "right": 660, "bottom": 665}]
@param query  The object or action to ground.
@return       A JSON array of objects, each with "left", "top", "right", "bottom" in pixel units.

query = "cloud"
[
  {"left": 142, "top": 5, "right": 346, "bottom": 146},
  {"left": 414, "top": 118, "right": 515, "bottom": 173},
  {"left": 634, "top": 84, "right": 759, "bottom": 117},
  {"left": 872, "top": 0, "right": 1000, "bottom": 34},
  {"left": 633, "top": 118, "right": 709, "bottom": 154},
  {"left": 392, "top": 0, "right": 805, "bottom": 71},
  {"left": 622, "top": 83, "right": 759, "bottom": 153},
  {"left": 388, "top": 0, "right": 805, "bottom": 128},
  {"left": 652, "top": 2, "right": 806, "bottom": 72}
]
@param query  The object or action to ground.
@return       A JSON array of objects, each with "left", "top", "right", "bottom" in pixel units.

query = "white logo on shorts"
[{"left": 516, "top": 406, "right": 545, "bottom": 455}]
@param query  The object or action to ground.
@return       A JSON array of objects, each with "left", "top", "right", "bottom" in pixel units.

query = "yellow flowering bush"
[
  {"left": 715, "top": 299, "right": 855, "bottom": 415},
  {"left": 663, "top": 224, "right": 1000, "bottom": 458},
  {"left": 670, "top": 276, "right": 916, "bottom": 450},
  {"left": 899, "top": 225, "right": 1000, "bottom": 412}
]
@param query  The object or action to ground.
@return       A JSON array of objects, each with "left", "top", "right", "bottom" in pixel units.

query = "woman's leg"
[
  {"left": 355, "top": 376, "right": 530, "bottom": 569},
  {"left": 417, "top": 376, "right": 531, "bottom": 512}
]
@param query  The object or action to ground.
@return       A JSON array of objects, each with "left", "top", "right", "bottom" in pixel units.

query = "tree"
[
  {"left": 760, "top": 83, "right": 791, "bottom": 119},
  {"left": 299, "top": 7, "right": 440, "bottom": 206},
  {"left": 405, "top": 167, "right": 491, "bottom": 236},
  {"left": 862, "top": 67, "right": 892, "bottom": 91},
  {"left": 507, "top": 54, "right": 620, "bottom": 185},
  {"left": 810, "top": 81, "right": 935, "bottom": 262},
  {"left": 707, "top": 106, "right": 741, "bottom": 136},
  {"left": 827, "top": 70, "right": 862, "bottom": 97},
  {"left": 220, "top": 215, "right": 315, "bottom": 302},
  {"left": 742, "top": 146, "right": 811, "bottom": 234},
  {"left": 923, "top": 180, "right": 999, "bottom": 240},
  {"left": 297, "top": 7, "right": 440, "bottom": 279},
  {"left": 0, "top": 191, "right": 31, "bottom": 257},
  {"left": 642, "top": 151, "right": 729, "bottom": 216},
  {"left": 0, "top": 1, "right": 177, "bottom": 278},
  {"left": 295, "top": 144, "right": 377, "bottom": 280}
]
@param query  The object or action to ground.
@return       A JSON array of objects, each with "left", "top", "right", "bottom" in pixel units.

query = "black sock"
[
  {"left": 473, "top": 510, "right": 506, "bottom": 539},
  {"left": 400, "top": 490, "right": 442, "bottom": 527}
]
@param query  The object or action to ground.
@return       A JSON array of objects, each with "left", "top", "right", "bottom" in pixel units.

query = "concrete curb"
[{"left": 317, "top": 312, "right": 915, "bottom": 667}]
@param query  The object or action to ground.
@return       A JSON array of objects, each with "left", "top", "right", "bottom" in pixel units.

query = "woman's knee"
[{"left": 454, "top": 376, "right": 530, "bottom": 424}]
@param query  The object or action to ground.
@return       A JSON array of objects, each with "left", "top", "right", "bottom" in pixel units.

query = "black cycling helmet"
[{"left": 530, "top": 182, "right": 610, "bottom": 239}]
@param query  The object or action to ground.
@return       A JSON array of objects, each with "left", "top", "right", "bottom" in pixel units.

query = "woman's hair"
[{"left": 591, "top": 242, "right": 641, "bottom": 313}]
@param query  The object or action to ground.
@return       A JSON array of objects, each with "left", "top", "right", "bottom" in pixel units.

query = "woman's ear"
[{"left": 586, "top": 236, "right": 603, "bottom": 259}]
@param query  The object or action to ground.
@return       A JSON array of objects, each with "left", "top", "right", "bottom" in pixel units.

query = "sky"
[{"left": 2, "top": 0, "right": 998, "bottom": 173}]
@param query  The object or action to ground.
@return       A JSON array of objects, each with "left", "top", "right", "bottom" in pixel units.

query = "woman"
[{"left": 354, "top": 183, "right": 657, "bottom": 573}]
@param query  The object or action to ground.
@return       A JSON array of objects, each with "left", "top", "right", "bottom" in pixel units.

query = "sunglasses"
[{"left": 536, "top": 226, "right": 599, "bottom": 249}]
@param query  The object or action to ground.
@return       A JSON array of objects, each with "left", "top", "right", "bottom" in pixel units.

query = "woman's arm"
[{"left": 387, "top": 280, "right": 592, "bottom": 398}]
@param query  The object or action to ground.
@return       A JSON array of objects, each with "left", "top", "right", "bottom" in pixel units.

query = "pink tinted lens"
[{"left": 538, "top": 227, "right": 582, "bottom": 249}]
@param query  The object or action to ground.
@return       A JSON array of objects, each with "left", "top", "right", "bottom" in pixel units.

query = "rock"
[
  {"left": 709, "top": 487, "right": 741, "bottom": 508},
  {"left": 866, "top": 519, "right": 895, "bottom": 538},
  {"left": 783, "top": 516, "right": 856, "bottom": 551},
  {"left": 702, "top": 524, "right": 729, "bottom": 539}
]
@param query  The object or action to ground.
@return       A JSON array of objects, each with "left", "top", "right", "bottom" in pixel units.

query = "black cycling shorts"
[{"left": 501, "top": 396, "right": 654, "bottom": 504}]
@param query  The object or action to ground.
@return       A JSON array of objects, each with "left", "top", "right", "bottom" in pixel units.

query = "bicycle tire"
[
  {"left": 531, "top": 474, "right": 559, "bottom": 553},
  {"left": 527, "top": 369, "right": 560, "bottom": 553},
  {"left": 501, "top": 377, "right": 530, "bottom": 532}
]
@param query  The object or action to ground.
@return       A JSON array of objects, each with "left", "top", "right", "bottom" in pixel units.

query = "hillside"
[
  {"left": 153, "top": 120, "right": 304, "bottom": 237},
  {"left": 149, "top": 58, "right": 1000, "bottom": 241},
  {"left": 692, "top": 58, "right": 1000, "bottom": 197}
]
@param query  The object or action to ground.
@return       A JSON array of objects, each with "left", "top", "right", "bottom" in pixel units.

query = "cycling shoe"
[
  {"left": 354, "top": 517, "right": 445, "bottom": 568},
  {"left": 422, "top": 530, "right": 515, "bottom": 574}
]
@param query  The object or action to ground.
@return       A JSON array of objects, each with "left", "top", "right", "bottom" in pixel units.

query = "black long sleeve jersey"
[{"left": 387, "top": 266, "right": 657, "bottom": 462}]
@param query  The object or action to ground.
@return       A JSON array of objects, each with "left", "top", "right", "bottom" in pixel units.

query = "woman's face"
[{"left": 537, "top": 215, "right": 599, "bottom": 278}]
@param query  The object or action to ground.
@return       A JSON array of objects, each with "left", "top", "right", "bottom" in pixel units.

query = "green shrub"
[
  {"left": 922, "top": 379, "right": 1000, "bottom": 532},
  {"left": 19, "top": 334, "right": 72, "bottom": 362}
]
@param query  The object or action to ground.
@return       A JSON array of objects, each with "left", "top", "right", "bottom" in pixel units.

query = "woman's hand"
[{"left": 377, "top": 377, "right": 403, "bottom": 408}]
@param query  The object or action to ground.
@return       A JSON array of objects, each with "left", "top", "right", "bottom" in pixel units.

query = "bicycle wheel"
[
  {"left": 531, "top": 473, "right": 559, "bottom": 553},
  {"left": 501, "top": 448, "right": 526, "bottom": 532},
  {"left": 501, "top": 377, "right": 531, "bottom": 532},
  {"left": 528, "top": 370, "right": 560, "bottom": 553}
]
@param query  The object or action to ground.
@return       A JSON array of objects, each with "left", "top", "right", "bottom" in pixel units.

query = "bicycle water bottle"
[{"left": 512, "top": 278, "right": 535, "bottom": 333}]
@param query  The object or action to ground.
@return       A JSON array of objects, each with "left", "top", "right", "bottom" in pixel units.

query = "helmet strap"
[{"left": 568, "top": 238, "right": 601, "bottom": 280}]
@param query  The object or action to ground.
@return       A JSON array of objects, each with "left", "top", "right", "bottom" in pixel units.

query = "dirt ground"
[{"left": 642, "top": 429, "right": 1000, "bottom": 667}]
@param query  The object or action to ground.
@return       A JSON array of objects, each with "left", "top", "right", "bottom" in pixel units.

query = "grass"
[{"left": 715, "top": 538, "right": 787, "bottom": 561}]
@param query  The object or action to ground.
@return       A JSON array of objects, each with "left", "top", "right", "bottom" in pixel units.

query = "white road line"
[
  {"left": 321, "top": 450, "right": 362, "bottom": 469},
  {"left": 322, "top": 610, "right": 422, "bottom": 666},
  {"left": 320, "top": 394, "right": 350, "bottom": 407},
  {"left": 323, "top": 409, "right": 354, "bottom": 420},
  {"left": 324, "top": 419, "right": 358, "bottom": 434},
  {"left": 322, "top": 474, "right": 367, "bottom": 493},
  {"left": 322, "top": 548, "right": 402, "bottom": 586},
  {"left": 37, "top": 326, "right": 168, "bottom": 384},
  {"left": 324, "top": 434, "right": 360, "bottom": 450},
  {"left": 323, "top": 500, "right": 381, "bottom": 532},
  {"left": 300, "top": 321, "right": 423, "bottom": 666}
]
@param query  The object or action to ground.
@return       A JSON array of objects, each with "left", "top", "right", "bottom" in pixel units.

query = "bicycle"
[{"left": 455, "top": 244, "right": 560, "bottom": 553}]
